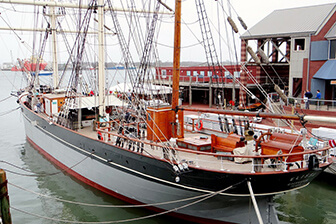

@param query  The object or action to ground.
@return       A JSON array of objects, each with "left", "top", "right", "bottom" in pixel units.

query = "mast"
[
  {"left": 50, "top": 0, "right": 59, "bottom": 89},
  {"left": 98, "top": 0, "right": 105, "bottom": 118},
  {"left": 171, "top": 0, "right": 181, "bottom": 138}
]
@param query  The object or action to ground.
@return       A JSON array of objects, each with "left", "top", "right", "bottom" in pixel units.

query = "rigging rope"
[
  {"left": 8, "top": 180, "right": 232, "bottom": 208},
  {"left": 104, "top": 0, "right": 183, "bottom": 165},
  {"left": 0, "top": 12, "right": 34, "bottom": 59},
  {"left": 216, "top": 0, "right": 287, "bottom": 96},
  {"left": 0, "top": 107, "right": 20, "bottom": 117},
  {"left": 0, "top": 95, "right": 13, "bottom": 103},
  {"left": 156, "top": 41, "right": 201, "bottom": 49}
]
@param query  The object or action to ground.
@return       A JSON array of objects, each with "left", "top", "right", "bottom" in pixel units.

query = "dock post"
[
  {"left": 291, "top": 106, "right": 294, "bottom": 133},
  {"left": 0, "top": 169, "right": 12, "bottom": 224},
  {"left": 209, "top": 78, "right": 212, "bottom": 108},
  {"left": 189, "top": 76, "right": 192, "bottom": 106}
]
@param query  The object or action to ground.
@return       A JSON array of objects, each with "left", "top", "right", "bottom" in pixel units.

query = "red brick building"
[
  {"left": 156, "top": 3, "right": 336, "bottom": 107},
  {"left": 240, "top": 3, "right": 336, "bottom": 103},
  {"left": 155, "top": 65, "right": 258, "bottom": 107}
]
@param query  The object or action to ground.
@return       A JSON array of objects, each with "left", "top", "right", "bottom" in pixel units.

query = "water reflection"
[
  {"left": 275, "top": 173, "right": 336, "bottom": 224},
  {"left": 19, "top": 142, "right": 184, "bottom": 224},
  {"left": 1, "top": 71, "right": 336, "bottom": 224}
]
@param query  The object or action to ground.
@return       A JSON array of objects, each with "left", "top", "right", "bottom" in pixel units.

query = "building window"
[
  {"left": 200, "top": 71, "right": 204, "bottom": 77},
  {"left": 193, "top": 71, "right": 198, "bottom": 76},
  {"left": 207, "top": 71, "right": 212, "bottom": 76},
  {"left": 161, "top": 69, "right": 167, "bottom": 78},
  {"left": 294, "top": 38, "right": 305, "bottom": 51},
  {"left": 187, "top": 71, "right": 191, "bottom": 76},
  {"left": 329, "top": 40, "right": 336, "bottom": 59},
  {"left": 234, "top": 71, "right": 240, "bottom": 78}
]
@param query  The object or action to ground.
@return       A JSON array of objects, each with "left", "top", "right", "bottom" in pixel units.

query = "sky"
[
  {"left": 0, "top": 0, "right": 336, "bottom": 65},
  {"left": 176, "top": 0, "right": 336, "bottom": 63}
]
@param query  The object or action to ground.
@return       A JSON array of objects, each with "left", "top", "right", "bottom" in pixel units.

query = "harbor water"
[{"left": 0, "top": 71, "right": 335, "bottom": 224}]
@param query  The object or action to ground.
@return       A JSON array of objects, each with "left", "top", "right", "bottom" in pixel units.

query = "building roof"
[
  {"left": 110, "top": 82, "right": 172, "bottom": 95},
  {"left": 325, "top": 23, "right": 336, "bottom": 39},
  {"left": 70, "top": 95, "right": 124, "bottom": 109},
  {"left": 241, "top": 3, "right": 336, "bottom": 39}
]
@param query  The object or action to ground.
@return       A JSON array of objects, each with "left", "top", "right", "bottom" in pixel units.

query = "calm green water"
[
  {"left": 274, "top": 173, "right": 336, "bottom": 224},
  {"left": 0, "top": 71, "right": 335, "bottom": 224}
]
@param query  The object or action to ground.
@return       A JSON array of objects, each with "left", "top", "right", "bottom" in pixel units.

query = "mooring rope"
[
  {"left": 8, "top": 180, "right": 243, "bottom": 208},
  {"left": 10, "top": 179, "right": 246, "bottom": 223}
]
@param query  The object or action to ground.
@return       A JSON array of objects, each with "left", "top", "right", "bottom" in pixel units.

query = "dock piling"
[{"left": 0, "top": 169, "right": 12, "bottom": 224}]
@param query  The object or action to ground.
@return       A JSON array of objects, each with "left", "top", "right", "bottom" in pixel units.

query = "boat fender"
[
  {"left": 218, "top": 116, "right": 224, "bottom": 132},
  {"left": 140, "top": 143, "right": 144, "bottom": 153},
  {"left": 178, "top": 164, "right": 184, "bottom": 171},
  {"left": 116, "top": 137, "right": 121, "bottom": 146},
  {"left": 136, "top": 142, "right": 140, "bottom": 152},
  {"left": 308, "top": 155, "right": 320, "bottom": 171},
  {"left": 329, "top": 139, "right": 336, "bottom": 148},
  {"left": 232, "top": 120, "right": 237, "bottom": 134},
  {"left": 173, "top": 165, "right": 179, "bottom": 173},
  {"left": 182, "top": 162, "right": 189, "bottom": 170},
  {"left": 196, "top": 119, "right": 203, "bottom": 131},
  {"left": 224, "top": 117, "right": 229, "bottom": 130},
  {"left": 97, "top": 131, "right": 103, "bottom": 141}
]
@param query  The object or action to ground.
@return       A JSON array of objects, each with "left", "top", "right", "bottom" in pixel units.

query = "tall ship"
[{"left": 4, "top": 0, "right": 335, "bottom": 223}]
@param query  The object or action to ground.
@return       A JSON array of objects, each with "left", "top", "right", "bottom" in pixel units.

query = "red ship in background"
[{"left": 11, "top": 56, "right": 47, "bottom": 72}]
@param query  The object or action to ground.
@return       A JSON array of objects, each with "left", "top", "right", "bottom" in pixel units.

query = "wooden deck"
[{"left": 76, "top": 123, "right": 306, "bottom": 174}]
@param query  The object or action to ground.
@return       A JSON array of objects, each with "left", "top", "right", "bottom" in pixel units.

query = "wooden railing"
[{"left": 94, "top": 125, "right": 331, "bottom": 173}]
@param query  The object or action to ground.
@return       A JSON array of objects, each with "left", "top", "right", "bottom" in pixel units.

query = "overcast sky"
[
  {"left": 163, "top": 0, "right": 336, "bottom": 63},
  {"left": 0, "top": 0, "right": 336, "bottom": 65}
]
